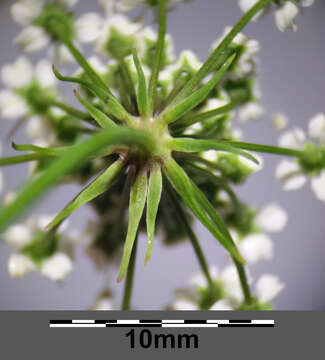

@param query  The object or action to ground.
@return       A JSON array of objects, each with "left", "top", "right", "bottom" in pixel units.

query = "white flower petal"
[
  {"left": 300, "top": 0, "right": 315, "bottom": 7},
  {"left": 0, "top": 171, "right": 3, "bottom": 194},
  {"left": 1, "top": 57, "right": 33, "bottom": 88},
  {"left": 189, "top": 266, "right": 219, "bottom": 289},
  {"left": 255, "top": 274, "right": 285, "bottom": 303},
  {"left": 238, "top": 103, "right": 264, "bottom": 123},
  {"left": 11, "top": 0, "right": 43, "bottom": 26},
  {"left": 2, "top": 224, "right": 33, "bottom": 248},
  {"left": 14, "top": 26, "right": 50, "bottom": 53},
  {"left": 274, "top": 2, "right": 299, "bottom": 32},
  {"left": 311, "top": 171, "right": 325, "bottom": 202},
  {"left": 308, "top": 113, "right": 325, "bottom": 145},
  {"left": 272, "top": 113, "right": 289, "bottom": 131},
  {"left": 75, "top": 13, "right": 103, "bottom": 43},
  {"left": 239, "top": 152, "right": 264, "bottom": 172},
  {"left": 172, "top": 299, "right": 198, "bottom": 311},
  {"left": 40, "top": 253, "right": 73, "bottom": 281},
  {"left": 278, "top": 127, "right": 305, "bottom": 150},
  {"left": 239, "top": 233, "right": 273, "bottom": 265},
  {"left": 255, "top": 203, "right": 288, "bottom": 233},
  {"left": 35, "top": 59, "right": 58, "bottom": 88},
  {"left": 53, "top": 44, "right": 75, "bottom": 64},
  {"left": 91, "top": 298, "right": 115, "bottom": 310},
  {"left": 25, "top": 115, "right": 54, "bottom": 141},
  {"left": 210, "top": 299, "right": 233, "bottom": 311},
  {"left": 8, "top": 253, "right": 35, "bottom": 278},
  {"left": 0, "top": 89, "right": 28, "bottom": 119}
]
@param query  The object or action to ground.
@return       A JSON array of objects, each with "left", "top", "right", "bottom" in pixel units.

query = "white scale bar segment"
[
  {"left": 72, "top": 320, "right": 95, "bottom": 324},
  {"left": 50, "top": 324, "right": 106, "bottom": 328}
]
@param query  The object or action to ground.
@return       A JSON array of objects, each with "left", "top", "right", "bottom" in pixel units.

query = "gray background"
[{"left": 0, "top": 0, "right": 324, "bottom": 310}]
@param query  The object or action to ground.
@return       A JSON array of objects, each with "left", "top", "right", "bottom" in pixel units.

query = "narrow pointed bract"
[
  {"left": 118, "top": 170, "right": 148, "bottom": 281},
  {"left": 145, "top": 165, "right": 162, "bottom": 264}
]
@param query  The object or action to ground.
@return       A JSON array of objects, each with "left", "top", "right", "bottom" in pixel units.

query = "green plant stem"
[
  {"left": 166, "top": 183, "right": 215, "bottom": 290},
  {"left": 0, "top": 153, "right": 49, "bottom": 166},
  {"left": 169, "top": 0, "right": 272, "bottom": 106},
  {"left": 50, "top": 100, "right": 93, "bottom": 122},
  {"left": 63, "top": 39, "right": 110, "bottom": 92},
  {"left": 233, "top": 258, "right": 252, "bottom": 305},
  {"left": 148, "top": 0, "right": 167, "bottom": 114},
  {"left": 221, "top": 140, "right": 304, "bottom": 157},
  {"left": 121, "top": 233, "right": 138, "bottom": 310}
]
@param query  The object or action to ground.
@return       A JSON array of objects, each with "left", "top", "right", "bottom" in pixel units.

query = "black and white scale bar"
[{"left": 49, "top": 319, "right": 274, "bottom": 328}]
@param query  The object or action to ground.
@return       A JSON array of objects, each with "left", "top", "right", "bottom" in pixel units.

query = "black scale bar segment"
[{"left": 229, "top": 320, "right": 252, "bottom": 323}]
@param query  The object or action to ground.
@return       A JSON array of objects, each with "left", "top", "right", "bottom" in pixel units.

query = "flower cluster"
[
  {"left": 2, "top": 213, "right": 78, "bottom": 281},
  {"left": 0, "top": 0, "right": 320, "bottom": 311},
  {"left": 275, "top": 113, "right": 325, "bottom": 201},
  {"left": 238, "top": 0, "right": 316, "bottom": 32}
]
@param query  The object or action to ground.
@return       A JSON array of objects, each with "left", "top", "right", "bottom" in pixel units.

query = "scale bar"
[{"left": 49, "top": 319, "right": 275, "bottom": 328}]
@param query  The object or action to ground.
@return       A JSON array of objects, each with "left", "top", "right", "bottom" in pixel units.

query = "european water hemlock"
[{"left": 0, "top": 0, "right": 322, "bottom": 310}]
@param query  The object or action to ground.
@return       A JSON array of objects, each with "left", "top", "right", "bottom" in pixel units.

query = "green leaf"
[
  {"left": 50, "top": 100, "right": 91, "bottom": 122},
  {"left": 0, "top": 127, "right": 154, "bottom": 232},
  {"left": 133, "top": 49, "right": 149, "bottom": 116},
  {"left": 168, "top": 0, "right": 272, "bottom": 105},
  {"left": 74, "top": 90, "right": 117, "bottom": 128},
  {"left": 163, "top": 156, "right": 244, "bottom": 263},
  {"left": 162, "top": 54, "right": 236, "bottom": 124},
  {"left": 47, "top": 160, "right": 125, "bottom": 231},
  {"left": 170, "top": 138, "right": 259, "bottom": 164},
  {"left": 220, "top": 140, "right": 303, "bottom": 158},
  {"left": 118, "top": 170, "right": 148, "bottom": 281},
  {"left": 147, "top": 0, "right": 167, "bottom": 114},
  {"left": 145, "top": 165, "right": 162, "bottom": 264}
]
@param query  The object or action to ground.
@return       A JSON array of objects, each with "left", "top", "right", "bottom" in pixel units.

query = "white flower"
[
  {"left": 14, "top": 26, "right": 50, "bottom": 53},
  {"left": 1, "top": 57, "right": 33, "bottom": 89},
  {"left": 238, "top": 233, "right": 273, "bottom": 265},
  {"left": 8, "top": 253, "right": 35, "bottom": 278},
  {"left": 91, "top": 297, "right": 115, "bottom": 310},
  {"left": 239, "top": 152, "right": 264, "bottom": 173},
  {"left": 274, "top": 2, "right": 299, "bottom": 32},
  {"left": 11, "top": 0, "right": 43, "bottom": 26},
  {"left": 210, "top": 299, "right": 233, "bottom": 311},
  {"left": 255, "top": 203, "right": 288, "bottom": 233},
  {"left": 300, "top": 0, "right": 315, "bottom": 7},
  {"left": 275, "top": 159, "right": 307, "bottom": 191},
  {"left": 35, "top": 59, "right": 58, "bottom": 88},
  {"left": 310, "top": 171, "right": 325, "bottom": 202},
  {"left": 172, "top": 299, "right": 199, "bottom": 311},
  {"left": 96, "top": 14, "right": 141, "bottom": 53},
  {"left": 308, "top": 113, "right": 325, "bottom": 145},
  {"left": 75, "top": 13, "right": 104, "bottom": 43},
  {"left": 40, "top": 252, "right": 73, "bottom": 281},
  {"left": 98, "top": 0, "right": 115, "bottom": 14},
  {"left": 272, "top": 113, "right": 289, "bottom": 131},
  {"left": 255, "top": 274, "right": 285, "bottom": 303},
  {"left": 2, "top": 224, "right": 33, "bottom": 249},
  {"left": 189, "top": 266, "right": 219, "bottom": 289},
  {"left": 52, "top": 44, "right": 75, "bottom": 64},
  {"left": 184, "top": 122, "right": 202, "bottom": 135},
  {"left": 0, "top": 89, "right": 28, "bottom": 119},
  {"left": 25, "top": 115, "right": 55, "bottom": 145},
  {"left": 220, "top": 265, "right": 245, "bottom": 304},
  {"left": 238, "top": 0, "right": 259, "bottom": 13},
  {"left": 116, "top": 0, "right": 143, "bottom": 12},
  {"left": 278, "top": 127, "right": 305, "bottom": 150},
  {"left": 238, "top": 103, "right": 264, "bottom": 123},
  {"left": 87, "top": 56, "right": 108, "bottom": 74}
]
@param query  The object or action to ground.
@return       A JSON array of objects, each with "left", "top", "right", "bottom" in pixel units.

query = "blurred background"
[{"left": 0, "top": 0, "right": 324, "bottom": 310}]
